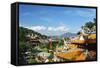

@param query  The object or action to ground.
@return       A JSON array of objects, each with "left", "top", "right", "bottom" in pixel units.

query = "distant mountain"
[
  {"left": 47, "top": 32, "right": 77, "bottom": 40},
  {"left": 61, "top": 32, "right": 77, "bottom": 38}
]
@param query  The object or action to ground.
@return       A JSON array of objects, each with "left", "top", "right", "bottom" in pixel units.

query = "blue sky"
[{"left": 19, "top": 4, "right": 96, "bottom": 36}]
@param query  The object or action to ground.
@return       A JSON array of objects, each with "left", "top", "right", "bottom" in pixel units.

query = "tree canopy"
[{"left": 81, "top": 18, "right": 96, "bottom": 34}]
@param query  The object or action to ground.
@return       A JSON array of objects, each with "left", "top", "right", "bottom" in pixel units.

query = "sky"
[{"left": 19, "top": 4, "right": 96, "bottom": 36}]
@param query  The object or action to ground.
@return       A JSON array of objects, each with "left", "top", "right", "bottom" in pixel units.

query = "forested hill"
[{"left": 19, "top": 27, "right": 48, "bottom": 42}]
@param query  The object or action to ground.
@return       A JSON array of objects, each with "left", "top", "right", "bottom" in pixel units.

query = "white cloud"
[
  {"left": 27, "top": 25, "right": 69, "bottom": 32},
  {"left": 48, "top": 26, "right": 68, "bottom": 32},
  {"left": 22, "top": 25, "right": 69, "bottom": 36},
  {"left": 19, "top": 24, "right": 23, "bottom": 27},
  {"left": 30, "top": 26, "right": 46, "bottom": 31}
]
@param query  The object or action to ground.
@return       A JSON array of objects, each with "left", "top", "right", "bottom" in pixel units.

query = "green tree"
[
  {"left": 81, "top": 18, "right": 96, "bottom": 33},
  {"left": 77, "top": 31, "right": 81, "bottom": 35}
]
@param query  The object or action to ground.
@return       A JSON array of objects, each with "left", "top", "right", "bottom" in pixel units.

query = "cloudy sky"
[{"left": 19, "top": 4, "right": 96, "bottom": 36}]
